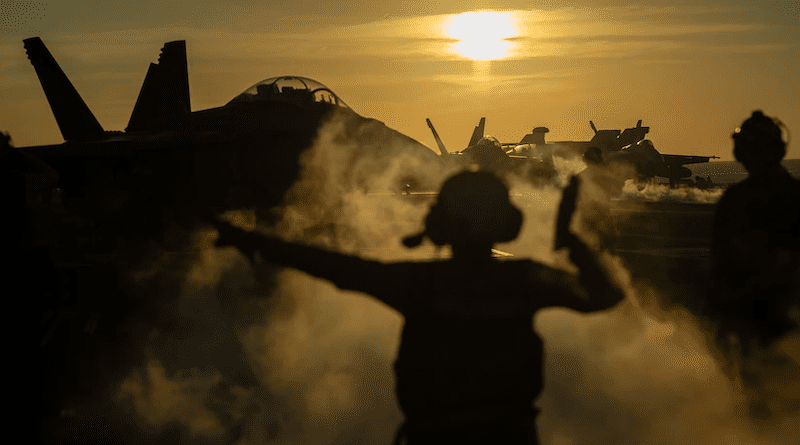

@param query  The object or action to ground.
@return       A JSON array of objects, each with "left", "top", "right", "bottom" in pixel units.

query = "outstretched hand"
[{"left": 196, "top": 209, "right": 257, "bottom": 260}]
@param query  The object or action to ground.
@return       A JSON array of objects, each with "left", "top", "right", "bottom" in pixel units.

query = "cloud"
[
  {"left": 0, "top": 0, "right": 47, "bottom": 35},
  {"left": 8, "top": 3, "right": 790, "bottom": 70}
]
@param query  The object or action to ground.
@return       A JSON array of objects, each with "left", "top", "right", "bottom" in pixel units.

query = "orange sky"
[{"left": 1, "top": 0, "right": 798, "bottom": 161}]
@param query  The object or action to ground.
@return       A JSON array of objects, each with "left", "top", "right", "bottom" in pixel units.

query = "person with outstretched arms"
[{"left": 208, "top": 170, "right": 625, "bottom": 445}]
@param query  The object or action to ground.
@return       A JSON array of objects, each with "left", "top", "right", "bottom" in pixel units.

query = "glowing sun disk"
[{"left": 446, "top": 11, "right": 518, "bottom": 61}]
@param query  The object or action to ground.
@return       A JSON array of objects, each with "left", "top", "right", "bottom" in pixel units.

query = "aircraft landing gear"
[{"left": 669, "top": 175, "right": 680, "bottom": 189}]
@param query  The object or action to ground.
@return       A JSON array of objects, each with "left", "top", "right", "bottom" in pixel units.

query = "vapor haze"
[
  {"left": 619, "top": 180, "right": 724, "bottom": 204},
  {"left": 109, "top": 115, "right": 799, "bottom": 444}
]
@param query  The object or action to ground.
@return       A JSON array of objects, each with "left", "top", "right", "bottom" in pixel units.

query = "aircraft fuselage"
[{"left": 16, "top": 38, "right": 443, "bottom": 248}]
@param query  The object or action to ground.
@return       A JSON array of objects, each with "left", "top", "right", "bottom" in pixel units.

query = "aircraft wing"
[{"left": 662, "top": 154, "right": 720, "bottom": 166}]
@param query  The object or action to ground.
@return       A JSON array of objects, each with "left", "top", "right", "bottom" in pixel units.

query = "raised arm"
[
  {"left": 563, "top": 233, "right": 625, "bottom": 312},
  {"left": 210, "top": 217, "right": 407, "bottom": 311},
  {"left": 546, "top": 175, "right": 625, "bottom": 312}
]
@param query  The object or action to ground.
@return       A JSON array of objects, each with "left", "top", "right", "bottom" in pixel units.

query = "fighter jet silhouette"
[
  {"left": 16, "top": 37, "right": 441, "bottom": 234},
  {"left": 512, "top": 120, "right": 719, "bottom": 187},
  {"left": 425, "top": 117, "right": 558, "bottom": 184},
  {"left": 604, "top": 138, "right": 720, "bottom": 187},
  {"left": 505, "top": 120, "right": 651, "bottom": 160}
]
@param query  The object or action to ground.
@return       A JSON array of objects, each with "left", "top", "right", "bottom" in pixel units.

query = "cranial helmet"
[
  {"left": 733, "top": 110, "right": 786, "bottom": 164},
  {"left": 402, "top": 170, "right": 523, "bottom": 248}
]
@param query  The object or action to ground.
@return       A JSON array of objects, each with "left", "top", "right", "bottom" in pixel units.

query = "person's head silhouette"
[
  {"left": 403, "top": 170, "right": 523, "bottom": 256},
  {"left": 732, "top": 110, "right": 786, "bottom": 176}
]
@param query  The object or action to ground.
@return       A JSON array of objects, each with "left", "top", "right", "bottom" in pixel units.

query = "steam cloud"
[
  {"left": 110, "top": 115, "right": 799, "bottom": 444},
  {"left": 619, "top": 180, "right": 725, "bottom": 205}
]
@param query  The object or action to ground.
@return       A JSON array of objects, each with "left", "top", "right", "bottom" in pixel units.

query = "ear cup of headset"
[
  {"left": 497, "top": 206, "right": 523, "bottom": 243},
  {"left": 734, "top": 138, "right": 785, "bottom": 164},
  {"left": 424, "top": 204, "right": 455, "bottom": 246},
  {"left": 424, "top": 202, "right": 524, "bottom": 246},
  {"left": 404, "top": 170, "right": 526, "bottom": 248}
]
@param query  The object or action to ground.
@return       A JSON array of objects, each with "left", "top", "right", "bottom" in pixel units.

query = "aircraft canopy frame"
[{"left": 226, "top": 76, "right": 350, "bottom": 109}]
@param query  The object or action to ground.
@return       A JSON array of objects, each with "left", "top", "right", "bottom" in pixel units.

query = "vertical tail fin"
[
  {"left": 467, "top": 117, "right": 485, "bottom": 147},
  {"left": 23, "top": 37, "right": 104, "bottom": 141},
  {"left": 618, "top": 120, "right": 650, "bottom": 148},
  {"left": 426, "top": 118, "right": 449, "bottom": 156},
  {"left": 588, "top": 129, "right": 622, "bottom": 152},
  {"left": 126, "top": 40, "right": 190, "bottom": 132}
]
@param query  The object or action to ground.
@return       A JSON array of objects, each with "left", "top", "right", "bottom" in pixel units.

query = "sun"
[{"left": 446, "top": 11, "right": 518, "bottom": 61}]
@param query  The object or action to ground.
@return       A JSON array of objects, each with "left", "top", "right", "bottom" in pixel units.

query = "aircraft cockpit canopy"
[
  {"left": 637, "top": 139, "right": 655, "bottom": 149},
  {"left": 226, "top": 76, "right": 349, "bottom": 109}
]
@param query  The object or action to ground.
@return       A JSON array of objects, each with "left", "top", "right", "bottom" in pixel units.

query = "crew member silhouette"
[
  {"left": 709, "top": 110, "right": 800, "bottom": 355},
  {"left": 210, "top": 170, "right": 625, "bottom": 445}
]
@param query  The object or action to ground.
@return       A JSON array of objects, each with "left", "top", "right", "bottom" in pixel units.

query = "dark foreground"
[{"left": 29, "top": 196, "right": 726, "bottom": 444}]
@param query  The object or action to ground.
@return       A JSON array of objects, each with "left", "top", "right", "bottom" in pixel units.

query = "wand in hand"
[{"left": 554, "top": 175, "right": 581, "bottom": 251}]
